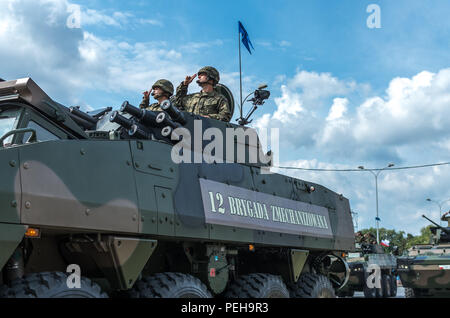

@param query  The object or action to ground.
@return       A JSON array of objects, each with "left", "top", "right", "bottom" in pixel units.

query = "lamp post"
[
  {"left": 426, "top": 198, "right": 450, "bottom": 226},
  {"left": 358, "top": 163, "right": 395, "bottom": 244}
]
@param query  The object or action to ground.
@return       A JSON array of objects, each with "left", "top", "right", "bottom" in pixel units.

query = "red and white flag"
[{"left": 381, "top": 240, "right": 390, "bottom": 247}]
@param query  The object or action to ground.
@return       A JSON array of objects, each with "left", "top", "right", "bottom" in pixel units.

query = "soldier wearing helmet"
[
  {"left": 139, "top": 79, "right": 174, "bottom": 111},
  {"left": 175, "top": 66, "right": 231, "bottom": 122}
]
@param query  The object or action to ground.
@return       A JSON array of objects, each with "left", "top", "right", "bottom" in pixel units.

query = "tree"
[{"left": 356, "top": 226, "right": 433, "bottom": 255}]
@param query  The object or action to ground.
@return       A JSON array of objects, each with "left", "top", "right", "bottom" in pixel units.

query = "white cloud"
[
  {"left": 326, "top": 98, "right": 348, "bottom": 121},
  {"left": 80, "top": 6, "right": 161, "bottom": 28},
  {"left": 253, "top": 71, "right": 356, "bottom": 148},
  {"left": 255, "top": 68, "right": 450, "bottom": 234},
  {"left": 0, "top": 0, "right": 186, "bottom": 105},
  {"left": 273, "top": 158, "right": 450, "bottom": 235},
  {"left": 180, "top": 40, "right": 224, "bottom": 52}
]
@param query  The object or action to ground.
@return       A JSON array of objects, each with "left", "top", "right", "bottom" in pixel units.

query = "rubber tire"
[
  {"left": 225, "top": 273, "right": 290, "bottom": 298},
  {"left": 390, "top": 275, "right": 397, "bottom": 297},
  {"left": 128, "top": 272, "right": 212, "bottom": 298},
  {"left": 404, "top": 288, "right": 416, "bottom": 298},
  {"left": 381, "top": 274, "right": 392, "bottom": 298},
  {"left": 336, "top": 289, "right": 354, "bottom": 298},
  {"left": 289, "top": 273, "right": 336, "bottom": 298},
  {"left": 363, "top": 272, "right": 382, "bottom": 298},
  {"left": 0, "top": 272, "right": 107, "bottom": 298}
]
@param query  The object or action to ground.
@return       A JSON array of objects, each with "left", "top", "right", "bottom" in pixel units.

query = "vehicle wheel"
[
  {"left": 225, "top": 273, "right": 289, "bottom": 298},
  {"left": 363, "top": 283, "right": 376, "bottom": 298},
  {"left": 404, "top": 287, "right": 416, "bottom": 298},
  {"left": 363, "top": 271, "right": 382, "bottom": 298},
  {"left": 0, "top": 272, "right": 107, "bottom": 298},
  {"left": 390, "top": 275, "right": 397, "bottom": 297},
  {"left": 381, "top": 274, "right": 392, "bottom": 297},
  {"left": 128, "top": 272, "right": 212, "bottom": 298},
  {"left": 336, "top": 289, "right": 354, "bottom": 298},
  {"left": 346, "top": 289, "right": 355, "bottom": 298},
  {"left": 290, "top": 273, "right": 336, "bottom": 298}
]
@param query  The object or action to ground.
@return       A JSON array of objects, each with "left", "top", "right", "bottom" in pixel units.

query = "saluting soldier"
[
  {"left": 175, "top": 66, "right": 231, "bottom": 122},
  {"left": 139, "top": 79, "right": 174, "bottom": 111},
  {"left": 355, "top": 231, "right": 364, "bottom": 244}
]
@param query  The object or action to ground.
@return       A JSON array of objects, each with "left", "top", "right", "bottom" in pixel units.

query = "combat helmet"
[
  {"left": 152, "top": 79, "right": 174, "bottom": 97},
  {"left": 198, "top": 66, "right": 220, "bottom": 85}
]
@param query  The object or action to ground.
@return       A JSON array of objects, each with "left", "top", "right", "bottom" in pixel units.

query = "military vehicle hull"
[
  {"left": 0, "top": 78, "right": 355, "bottom": 298},
  {"left": 337, "top": 251, "right": 397, "bottom": 298},
  {"left": 398, "top": 245, "right": 450, "bottom": 297}
]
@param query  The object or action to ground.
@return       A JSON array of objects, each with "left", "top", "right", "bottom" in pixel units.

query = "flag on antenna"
[{"left": 238, "top": 21, "right": 254, "bottom": 55}]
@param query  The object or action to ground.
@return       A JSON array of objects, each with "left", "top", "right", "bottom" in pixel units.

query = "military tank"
[
  {"left": 0, "top": 77, "right": 355, "bottom": 298},
  {"left": 337, "top": 234, "right": 397, "bottom": 298},
  {"left": 398, "top": 213, "right": 450, "bottom": 298}
]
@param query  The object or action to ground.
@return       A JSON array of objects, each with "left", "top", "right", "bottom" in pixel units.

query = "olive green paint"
[
  {"left": 291, "top": 249, "right": 309, "bottom": 282},
  {"left": 0, "top": 223, "right": 26, "bottom": 270}
]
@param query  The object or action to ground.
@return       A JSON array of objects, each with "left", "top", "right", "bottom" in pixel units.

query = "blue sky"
[{"left": 1, "top": 0, "right": 450, "bottom": 235}]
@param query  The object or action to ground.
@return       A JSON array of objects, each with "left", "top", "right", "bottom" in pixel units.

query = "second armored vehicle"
[
  {"left": 398, "top": 213, "right": 450, "bottom": 298},
  {"left": 337, "top": 236, "right": 397, "bottom": 298}
]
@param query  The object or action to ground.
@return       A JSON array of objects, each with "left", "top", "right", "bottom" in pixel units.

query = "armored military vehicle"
[
  {"left": 0, "top": 78, "right": 355, "bottom": 298},
  {"left": 337, "top": 239, "right": 397, "bottom": 298},
  {"left": 398, "top": 213, "right": 450, "bottom": 298}
]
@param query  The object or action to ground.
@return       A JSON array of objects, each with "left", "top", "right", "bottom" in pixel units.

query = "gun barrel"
[
  {"left": 120, "top": 101, "right": 160, "bottom": 127},
  {"left": 120, "top": 101, "right": 142, "bottom": 118},
  {"left": 422, "top": 214, "right": 450, "bottom": 234},
  {"left": 69, "top": 113, "right": 96, "bottom": 130},
  {"left": 109, "top": 111, "right": 134, "bottom": 130},
  {"left": 69, "top": 107, "right": 98, "bottom": 124},
  {"left": 129, "top": 124, "right": 152, "bottom": 140},
  {"left": 156, "top": 112, "right": 182, "bottom": 129},
  {"left": 160, "top": 100, "right": 186, "bottom": 125}
]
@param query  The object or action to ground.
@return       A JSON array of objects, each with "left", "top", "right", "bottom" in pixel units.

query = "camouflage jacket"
[
  {"left": 139, "top": 96, "right": 162, "bottom": 111},
  {"left": 175, "top": 82, "right": 231, "bottom": 122}
]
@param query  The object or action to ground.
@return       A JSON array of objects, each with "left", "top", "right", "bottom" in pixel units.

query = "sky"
[{"left": 1, "top": 0, "right": 450, "bottom": 235}]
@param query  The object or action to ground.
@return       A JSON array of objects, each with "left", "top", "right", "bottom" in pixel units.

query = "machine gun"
[
  {"left": 422, "top": 214, "right": 450, "bottom": 243},
  {"left": 422, "top": 214, "right": 450, "bottom": 234},
  {"left": 69, "top": 106, "right": 100, "bottom": 131}
]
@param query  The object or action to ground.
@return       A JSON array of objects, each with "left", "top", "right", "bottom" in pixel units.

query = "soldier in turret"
[
  {"left": 175, "top": 66, "right": 231, "bottom": 122},
  {"left": 139, "top": 79, "right": 174, "bottom": 111},
  {"left": 355, "top": 231, "right": 364, "bottom": 244}
]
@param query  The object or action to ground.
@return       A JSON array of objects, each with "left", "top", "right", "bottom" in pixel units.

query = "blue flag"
[{"left": 238, "top": 21, "right": 254, "bottom": 55}]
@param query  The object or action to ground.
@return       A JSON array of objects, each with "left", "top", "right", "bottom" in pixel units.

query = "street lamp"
[
  {"left": 358, "top": 163, "right": 395, "bottom": 244},
  {"left": 426, "top": 198, "right": 450, "bottom": 226}
]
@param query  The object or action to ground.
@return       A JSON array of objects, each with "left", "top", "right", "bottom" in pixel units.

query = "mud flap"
[{"left": 0, "top": 223, "right": 26, "bottom": 270}]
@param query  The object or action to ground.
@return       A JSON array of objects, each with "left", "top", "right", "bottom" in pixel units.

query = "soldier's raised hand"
[
  {"left": 184, "top": 74, "right": 197, "bottom": 86},
  {"left": 143, "top": 90, "right": 150, "bottom": 99}
]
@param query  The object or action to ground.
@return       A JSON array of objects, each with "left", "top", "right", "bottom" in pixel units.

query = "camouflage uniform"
[
  {"left": 363, "top": 232, "right": 377, "bottom": 245},
  {"left": 139, "top": 99, "right": 161, "bottom": 111},
  {"left": 355, "top": 231, "right": 364, "bottom": 244},
  {"left": 175, "top": 84, "right": 231, "bottom": 122},
  {"left": 139, "top": 79, "right": 174, "bottom": 111},
  {"left": 176, "top": 66, "right": 231, "bottom": 122}
]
